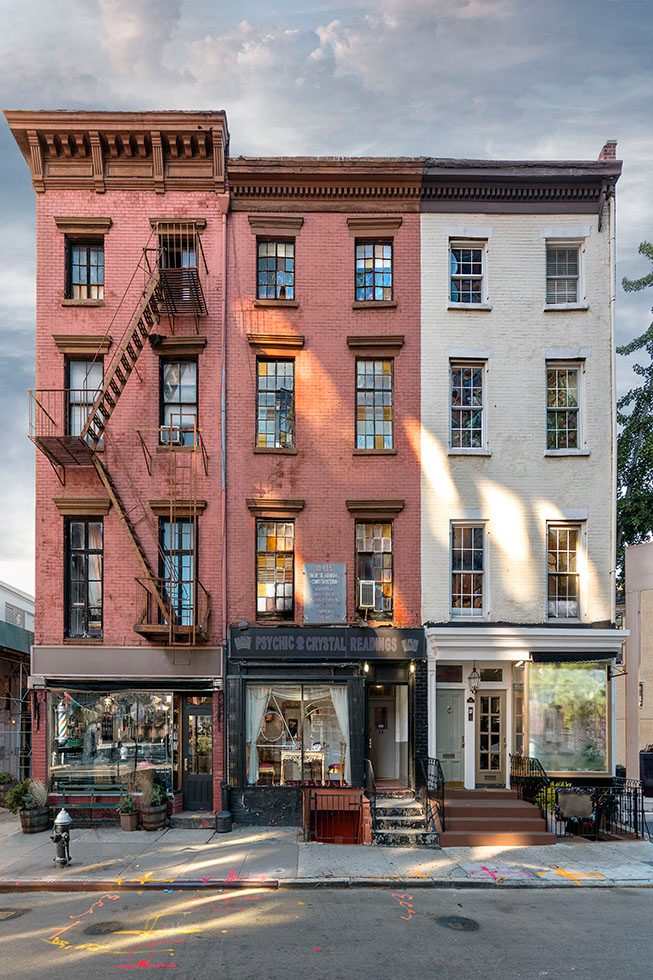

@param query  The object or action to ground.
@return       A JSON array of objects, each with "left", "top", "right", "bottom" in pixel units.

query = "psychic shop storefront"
[{"left": 226, "top": 625, "right": 427, "bottom": 826}]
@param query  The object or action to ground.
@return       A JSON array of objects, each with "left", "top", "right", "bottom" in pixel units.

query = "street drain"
[
  {"left": 0, "top": 909, "right": 29, "bottom": 921},
  {"left": 84, "top": 921, "right": 126, "bottom": 936},
  {"left": 436, "top": 915, "right": 479, "bottom": 932}
]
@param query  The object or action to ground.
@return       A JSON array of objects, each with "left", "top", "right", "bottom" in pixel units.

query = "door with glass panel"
[
  {"left": 475, "top": 691, "right": 506, "bottom": 786},
  {"left": 182, "top": 696, "right": 212, "bottom": 811},
  {"left": 159, "top": 518, "right": 195, "bottom": 626}
]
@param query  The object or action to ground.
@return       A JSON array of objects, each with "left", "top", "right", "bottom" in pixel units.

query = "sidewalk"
[{"left": 1, "top": 809, "right": 652, "bottom": 890}]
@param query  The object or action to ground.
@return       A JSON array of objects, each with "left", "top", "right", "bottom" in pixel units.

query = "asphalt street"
[{"left": 0, "top": 886, "right": 651, "bottom": 979}]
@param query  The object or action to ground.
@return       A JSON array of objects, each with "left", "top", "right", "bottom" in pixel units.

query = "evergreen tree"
[{"left": 617, "top": 241, "right": 653, "bottom": 581}]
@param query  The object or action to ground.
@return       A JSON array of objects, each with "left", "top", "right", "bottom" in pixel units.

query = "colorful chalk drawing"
[
  {"left": 391, "top": 892, "right": 417, "bottom": 922},
  {"left": 464, "top": 865, "right": 537, "bottom": 882},
  {"left": 535, "top": 868, "right": 606, "bottom": 886}
]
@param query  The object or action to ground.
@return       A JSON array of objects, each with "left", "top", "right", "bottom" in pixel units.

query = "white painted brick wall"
[{"left": 420, "top": 210, "right": 614, "bottom": 625}]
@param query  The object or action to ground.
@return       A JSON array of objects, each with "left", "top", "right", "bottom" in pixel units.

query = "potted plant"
[
  {"left": 6, "top": 778, "right": 50, "bottom": 833},
  {"left": 139, "top": 778, "right": 168, "bottom": 832},
  {"left": 117, "top": 793, "right": 139, "bottom": 831},
  {"left": 0, "top": 771, "right": 17, "bottom": 808}
]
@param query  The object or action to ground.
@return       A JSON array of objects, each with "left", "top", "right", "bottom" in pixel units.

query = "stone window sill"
[
  {"left": 61, "top": 299, "right": 105, "bottom": 308},
  {"left": 448, "top": 448, "right": 491, "bottom": 457},
  {"left": 352, "top": 301, "right": 397, "bottom": 310},
  {"left": 253, "top": 299, "right": 299, "bottom": 309},
  {"left": 544, "top": 303, "right": 589, "bottom": 313},
  {"left": 545, "top": 450, "right": 591, "bottom": 457},
  {"left": 253, "top": 446, "right": 298, "bottom": 455},
  {"left": 447, "top": 303, "right": 492, "bottom": 312},
  {"left": 353, "top": 449, "right": 397, "bottom": 456},
  {"left": 63, "top": 637, "right": 104, "bottom": 644}
]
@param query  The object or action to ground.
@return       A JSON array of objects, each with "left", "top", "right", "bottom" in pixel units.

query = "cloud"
[{"left": 99, "top": 0, "right": 184, "bottom": 77}]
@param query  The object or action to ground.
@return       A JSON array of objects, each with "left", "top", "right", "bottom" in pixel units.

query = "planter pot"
[
  {"left": 140, "top": 803, "right": 167, "bottom": 832},
  {"left": 0, "top": 782, "right": 16, "bottom": 808},
  {"left": 19, "top": 807, "right": 50, "bottom": 834},
  {"left": 120, "top": 811, "right": 139, "bottom": 832}
]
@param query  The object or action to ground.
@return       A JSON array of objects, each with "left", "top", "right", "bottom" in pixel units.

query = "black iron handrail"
[
  {"left": 418, "top": 756, "right": 446, "bottom": 833},
  {"left": 363, "top": 757, "right": 377, "bottom": 830}
]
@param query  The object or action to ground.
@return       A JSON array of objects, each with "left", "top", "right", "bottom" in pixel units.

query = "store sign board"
[
  {"left": 230, "top": 625, "right": 426, "bottom": 661},
  {"left": 303, "top": 562, "right": 347, "bottom": 624}
]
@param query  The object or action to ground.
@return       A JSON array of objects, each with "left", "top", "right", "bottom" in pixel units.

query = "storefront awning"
[{"left": 531, "top": 651, "right": 618, "bottom": 664}]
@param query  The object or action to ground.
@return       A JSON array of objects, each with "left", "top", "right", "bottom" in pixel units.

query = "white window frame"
[
  {"left": 544, "top": 239, "right": 586, "bottom": 310},
  {"left": 450, "top": 521, "right": 487, "bottom": 619},
  {"left": 546, "top": 521, "right": 585, "bottom": 621},
  {"left": 545, "top": 360, "right": 586, "bottom": 455},
  {"left": 448, "top": 239, "right": 489, "bottom": 310},
  {"left": 448, "top": 359, "right": 488, "bottom": 454}
]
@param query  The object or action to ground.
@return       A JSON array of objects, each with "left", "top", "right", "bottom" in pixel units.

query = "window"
[
  {"left": 257, "top": 240, "right": 295, "bottom": 300},
  {"left": 451, "top": 524, "right": 484, "bottom": 617},
  {"left": 356, "top": 359, "right": 393, "bottom": 450},
  {"left": 256, "top": 520, "right": 294, "bottom": 618},
  {"left": 547, "top": 524, "right": 581, "bottom": 619},
  {"left": 529, "top": 662, "right": 608, "bottom": 772},
  {"left": 245, "top": 683, "right": 349, "bottom": 787},
  {"left": 49, "top": 691, "right": 174, "bottom": 791},
  {"left": 160, "top": 359, "right": 197, "bottom": 446},
  {"left": 436, "top": 664, "right": 463, "bottom": 683},
  {"left": 4, "top": 602, "right": 26, "bottom": 629},
  {"left": 159, "top": 231, "right": 196, "bottom": 270},
  {"left": 546, "top": 364, "right": 580, "bottom": 450},
  {"left": 65, "top": 239, "right": 104, "bottom": 300},
  {"left": 66, "top": 518, "right": 103, "bottom": 638},
  {"left": 355, "top": 241, "right": 393, "bottom": 302},
  {"left": 66, "top": 358, "right": 103, "bottom": 438},
  {"left": 356, "top": 522, "right": 393, "bottom": 615},
  {"left": 450, "top": 361, "right": 484, "bottom": 449},
  {"left": 256, "top": 360, "right": 295, "bottom": 449},
  {"left": 480, "top": 668, "right": 503, "bottom": 682},
  {"left": 546, "top": 246, "right": 579, "bottom": 305},
  {"left": 159, "top": 518, "right": 195, "bottom": 627},
  {"left": 450, "top": 241, "right": 484, "bottom": 304}
]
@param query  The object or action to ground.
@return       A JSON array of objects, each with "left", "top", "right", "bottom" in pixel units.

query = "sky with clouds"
[{"left": 1, "top": 0, "right": 652, "bottom": 594}]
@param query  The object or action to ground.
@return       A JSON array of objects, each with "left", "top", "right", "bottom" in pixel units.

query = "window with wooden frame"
[
  {"left": 355, "top": 241, "right": 393, "bottom": 302},
  {"left": 256, "top": 520, "right": 295, "bottom": 618},
  {"left": 450, "top": 361, "right": 485, "bottom": 449},
  {"left": 546, "top": 245, "right": 580, "bottom": 305},
  {"left": 356, "top": 359, "right": 393, "bottom": 450},
  {"left": 65, "top": 239, "right": 104, "bottom": 300},
  {"left": 160, "top": 359, "right": 198, "bottom": 446},
  {"left": 547, "top": 524, "right": 581, "bottom": 619},
  {"left": 256, "top": 359, "right": 295, "bottom": 449},
  {"left": 451, "top": 523, "right": 484, "bottom": 618},
  {"left": 65, "top": 518, "right": 103, "bottom": 639},
  {"left": 257, "top": 239, "right": 295, "bottom": 300},
  {"left": 356, "top": 521, "right": 393, "bottom": 616},
  {"left": 66, "top": 357, "right": 103, "bottom": 438},
  {"left": 546, "top": 362, "right": 581, "bottom": 450},
  {"left": 159, "top": 518, "right": 196, "bottom": 627},
  {"left": 449, "top": 240, "right": 485, "bottom": 304}
]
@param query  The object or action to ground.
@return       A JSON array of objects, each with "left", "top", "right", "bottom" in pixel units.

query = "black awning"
[
  {"left": 531, "top": 651, "right": 617, "bottom": 664},
  {"left": 44, "top": 678, "right": 216, "bottom": 693}
]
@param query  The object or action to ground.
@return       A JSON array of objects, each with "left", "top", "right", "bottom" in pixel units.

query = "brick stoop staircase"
[
  {"left": 373, "top": 789, "right": 439, "bottom": 847},
  {"left": 437, "top": 788, "right": 555, "bottom": 847}
]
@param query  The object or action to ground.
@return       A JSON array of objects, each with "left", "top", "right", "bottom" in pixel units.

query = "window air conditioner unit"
[
  {"left": 160, "top": 426, "right": 183, "bottom": 446},
  {"left": 359, "top": 580, "right": 376, "bottom": 610}
]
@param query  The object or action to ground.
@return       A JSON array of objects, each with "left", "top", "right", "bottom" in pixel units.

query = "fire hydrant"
[{"left": 51, "top": 808, "right": 73, "bottom": 868}]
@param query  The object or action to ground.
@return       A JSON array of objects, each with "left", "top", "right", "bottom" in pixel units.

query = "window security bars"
[
  {"left": 256, "top": 360, "right": 295, "bottom": 449},
  {"left": 546, "top": 247, "right": 579, "bottom": 304},
  {"left": 356, "top": 359, "right": 393, "bottom": 450},
  {"left": 356, "top": 522, "right": 392, "bottom": 615},
  {"left": 67, "top": 240, "right": 104, "bottom": 300},
  {"left": 450, "top": 363, "right": 483, "bottom": 449},
  {"left": 547, "top": 366, "right": 579, "bottom": 449},
  {"left": 161, "top": 360, "right": 198, "bottom": 447},
  {"left": 257, "top": 240, "right": 295, "bottom": 300},
  {"left": 66, "top": 519, "right": 103, "bottom": 639},
  {"left": 451, "top": 524, "right": 484, "bottom": 617},
  {"left": 256, "top": 521, "right": 294, "bottom": 617},
  {"left": 547, "top": 525, "right": 580, "bottom": 619},
  {"left": 355, "top": 242, "right": 393, "bottom": 302},
  {"left": 450, "top": 244, "right": 483, "bottom": 303}
]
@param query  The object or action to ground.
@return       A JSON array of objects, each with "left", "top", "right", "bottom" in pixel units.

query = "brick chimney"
[{"left": 598, "top": 140, "right": 617, "bottom": 162}]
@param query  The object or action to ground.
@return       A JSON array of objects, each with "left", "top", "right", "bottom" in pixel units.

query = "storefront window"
[
  {"left": 246, "top": 684, "right": 350, "bottom": 787},
  {"left": 49, "top": 691, "right": 174, "bottom": 791},
  {"left": 528, "top": 662, "right": 608, "bottom": 773}
]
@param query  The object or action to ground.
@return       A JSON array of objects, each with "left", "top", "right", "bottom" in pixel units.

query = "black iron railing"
[
  {"left": 418, "top": 756, "right": 446, "bottom": 833},
  {"left": 510, "top": 754, "right": 647, "bottom": 841},
  {"left": 364, "top": 757, "right": 377, "bottom": 830},
  {"left": 306, "top": 790, "right": 364, "bottom": 844}
]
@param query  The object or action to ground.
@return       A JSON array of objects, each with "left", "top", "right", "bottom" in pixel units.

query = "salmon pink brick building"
[{"left": 5, "top": 110, "right": 229, "bottom": 816}]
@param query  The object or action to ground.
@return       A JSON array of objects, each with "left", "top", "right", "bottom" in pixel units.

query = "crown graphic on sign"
[
  {"left": 401, "top": 639, "right": 419, "bottom": 655},
  {"left": 233, "top": 635, "right": 253, "bottom": 651}
]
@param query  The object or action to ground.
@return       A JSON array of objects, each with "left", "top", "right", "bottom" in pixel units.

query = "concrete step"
[
  {"left": 169, "top": 811, "right": 215, "bottom": 830},
  {"left": 375, "top": 815, "right": 426, "bottom": 830},
  {"left": 375, "top": 802, "right": 423, "bottom": 817},
  {"left": 375, "top": 789, "right": 415, "bottom": 801},
  {"left": 374, "top": 828, "right": 439, "bottom": 848},
  {"left": 438, "top": 830, "right": 556, "bottom": 847}
]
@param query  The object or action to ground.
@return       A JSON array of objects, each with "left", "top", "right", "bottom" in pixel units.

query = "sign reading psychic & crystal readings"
[{"left": 303, "top": 562, "right": 347, "bottom": 624}]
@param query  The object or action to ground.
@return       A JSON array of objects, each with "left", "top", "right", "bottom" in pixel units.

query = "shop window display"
[
  {"left": 49, "top": 691, "right": 174, "bottom": 791},
  {"left": 246, "top": 684, "right": 350, "bottom": 786}
]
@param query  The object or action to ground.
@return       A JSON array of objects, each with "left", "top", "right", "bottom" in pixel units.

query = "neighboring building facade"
[
  {"left": 6, "top": 110, "right": 229, "bottom": 813},
  {"left": 618, "top": 541, "right": 653, "bottom": 778},
  {"left": 0, "top": 581, "right": 34, "bottom": 779},
  {"left": 224, "top": 159, "right": 426, "bottom": 824},
  {"left": 421, "top": 146, "right": 625, "bottom": 788}
]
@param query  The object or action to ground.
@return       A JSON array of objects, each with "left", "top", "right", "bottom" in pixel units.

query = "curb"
[{"left": 0, "top": 878, "right": 279, "bottom": 893}]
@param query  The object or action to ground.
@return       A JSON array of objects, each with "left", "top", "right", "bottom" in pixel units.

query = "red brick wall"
[{"left": 225, "top": 211, "right": 421, "bottom": 626}]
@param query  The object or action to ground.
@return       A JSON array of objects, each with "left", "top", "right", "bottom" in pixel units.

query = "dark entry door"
[{"left": 182, "top": 696, "right": 213, "bottom": 811}]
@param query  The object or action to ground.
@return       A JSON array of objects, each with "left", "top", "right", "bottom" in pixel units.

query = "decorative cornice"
[
  {"left": 246, "top": 498, "right": 305, "bottom": 517},
  {"left": 149, "top": 499, "right": 207, "bottom": 516},
  {"left": 4, "top": 110, "right": 229, "bottom": 195},
  {"left": 54, "top": 498, "right": 111, "bottom": 516},
  {"left": 347, "top": 335, "right": 405, "bottom": 353},
  {"left": 425, "top": 625, "right": 626, "bottom": 658},
  {"left": 151, "top": 336, "right": 207, "bottom": 356},
  {"left": 54, "top": 216, "right": 112, "bottom": 236},
  {"left": 346, "top": 500, "right": 405, "bottom": 518},
  {"left": 53, "top": 334, "right": 112, "bottom": 355},
  {"left": 247, "top": 333, "right": 305, "bottom": 350},
  {"left": 248, "top": 215, "right": 304, "bottom": 237},
  {"left": 347, "top": 216, "right": 402, "bottom": 237}
]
